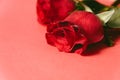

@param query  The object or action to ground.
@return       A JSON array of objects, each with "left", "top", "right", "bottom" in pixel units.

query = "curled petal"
[
  {"left": 46, "top": 21, "right": 88, "bottom": 54},
  {"left": 70, "top": 31, "right": 88, "bottom": 54}
]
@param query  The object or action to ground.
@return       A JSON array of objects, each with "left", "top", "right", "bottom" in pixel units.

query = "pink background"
[{"left": 0, "top": 0, "right": 120, "bottom": 80}]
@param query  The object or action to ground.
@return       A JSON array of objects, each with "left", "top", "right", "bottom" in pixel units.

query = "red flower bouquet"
[{"left": 37, "top": 0, "right": 120, "bottom": 54}]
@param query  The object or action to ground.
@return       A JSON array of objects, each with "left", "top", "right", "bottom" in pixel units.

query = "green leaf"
[
  {"left": 75, "top": 2, "right": 85, "bottom": 10},
  {"left": 82, "top": 0, "right": 108, "bottom": 13},
  {"left": 75, "top": 2, "right": 93, "bottom": 12},
  {"left": 103, "top": 26, "right": 114, "bottom": 47},
  {"left": 81, "top": 3, "right": 93, "bottom": 12},
  {"left": 107, "top": 8, "right": 120, "bottom": 28},
  {"left": 97, "top": 9, "right": 115, "bottom": 24}
]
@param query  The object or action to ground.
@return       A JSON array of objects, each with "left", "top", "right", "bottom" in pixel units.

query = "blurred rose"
[
  {"left": 46, "top": 21, "right": 88, "bottom": 54},
  {"left": 65, "top": 11, "right": 104, "bottom": 44},
  {"left": 36, "top": 0, "right": 75, "bottom": 25}
]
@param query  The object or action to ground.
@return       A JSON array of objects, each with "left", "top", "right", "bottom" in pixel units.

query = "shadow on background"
[{"left": 82, "top": 29, "right": 120, "bottom": 56}]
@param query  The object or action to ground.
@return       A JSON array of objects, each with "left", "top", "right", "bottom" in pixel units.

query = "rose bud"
[
  {"left": 64, "top": 11, "right": 104, "bottom": 44},
  {"left": 46, "top": 21, "right": 88, "bottom": 54},
  {"left": 36, "top": 0, "right": 75, "bottom": 25}
]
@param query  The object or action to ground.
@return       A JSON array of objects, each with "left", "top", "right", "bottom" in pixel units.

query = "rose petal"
[
  {"left": 65, "top": 11, "right": 104, "bottom": 44},
  {"left": 70, "top": 31, "right": 88, "bottom": 54},
  {"left": 46, "top": 21, "right": 88, "bottom": 54},
  {"left": 37, "top": 0, "right": 75, "bottom": 25}
]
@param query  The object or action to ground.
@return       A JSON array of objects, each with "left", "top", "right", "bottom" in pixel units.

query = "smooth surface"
[
  {"left": 0, "top": 0, "right": 120, "bottom": 80},
  {"left": 96, "top": 0, "right": 115, "bottom": 6}
]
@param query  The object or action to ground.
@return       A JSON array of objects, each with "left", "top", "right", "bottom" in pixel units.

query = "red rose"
[
  {"left": 64, "top": 11, "right": 104, "bottom": 44},
  {"left": 36, "top": 0, "right": 75, "bottom": 25},
  {"left": 46, "top": 21, "right": 88, "bottom": 54}
]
